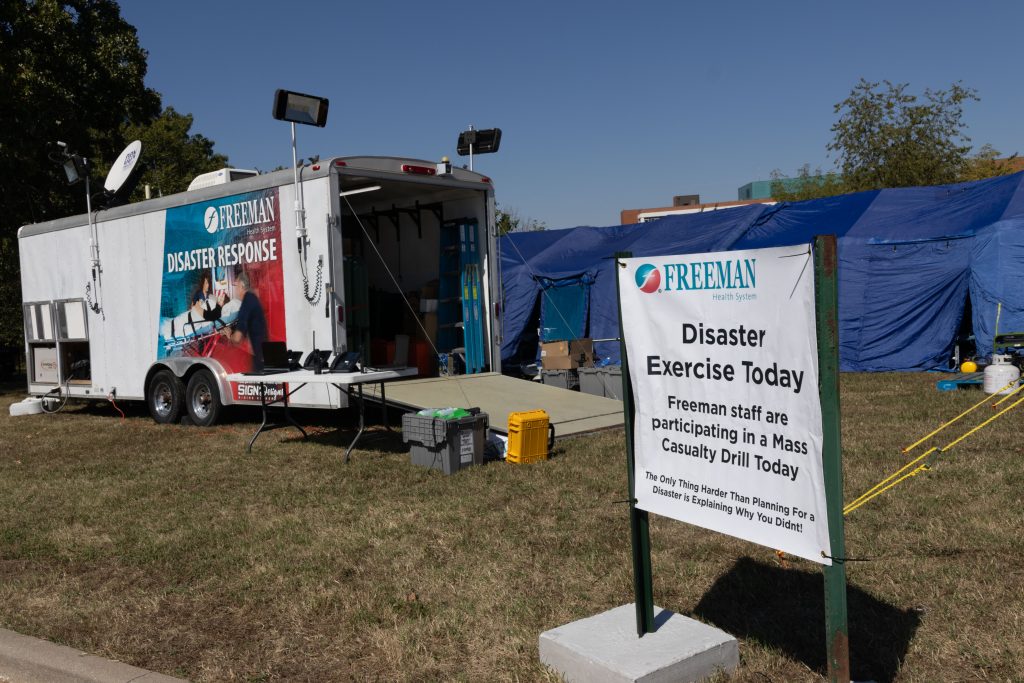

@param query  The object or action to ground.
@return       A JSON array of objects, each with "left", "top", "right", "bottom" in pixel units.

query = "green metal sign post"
[
  {"left": 615, "top": 251, "right": 655, "bottom": 637},
  {"left": 814, "top": 235, "right": 850, "bottom": 682}
]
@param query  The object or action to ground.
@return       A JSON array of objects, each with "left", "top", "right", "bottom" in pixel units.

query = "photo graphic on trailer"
[{"left": 156, "top": 188, "right": 286, "bottom": 379}]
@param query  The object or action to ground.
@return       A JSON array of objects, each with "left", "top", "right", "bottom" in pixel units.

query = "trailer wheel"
[
  {"left": 185, "top": 369, "right": 222, "bottom": 427},
  {"left": 148, "top": 369, "right": 183, "bottom": 424}
]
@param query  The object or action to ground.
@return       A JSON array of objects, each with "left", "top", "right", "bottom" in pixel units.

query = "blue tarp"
[{"left": 499, "top": 171, "right": 1024, "bottom": 372}]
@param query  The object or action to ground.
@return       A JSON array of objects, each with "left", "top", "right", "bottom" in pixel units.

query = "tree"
[
  {"left": 0, "top": 1, "right": 228, "bottom": 359},
  {"left": 0, "top": 0, "right": 160, "bottom": 351},
  {"left": 0, "top": 0, "right": 161, "bottom": 226},
  {"left": 771, "top": 79, "right": 1015, "bottom": 203},
  {"left": 828, "top": 79, "right": 978, "bottom": 192},
  {"left": 496, "top": 205, "right": 546, "bottom": 235},
  {"left": 959, "top": 144, "right": 1020, "bottom": 183}
]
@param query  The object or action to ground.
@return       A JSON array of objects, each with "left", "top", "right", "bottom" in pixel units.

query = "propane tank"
[{"left": 983, "top": 354, "right": 1020, "bottom": 395}]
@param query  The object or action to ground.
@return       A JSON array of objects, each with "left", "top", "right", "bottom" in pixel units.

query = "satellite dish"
[{"left": 102, "top": 140, "right": 143, "bottom": 207}]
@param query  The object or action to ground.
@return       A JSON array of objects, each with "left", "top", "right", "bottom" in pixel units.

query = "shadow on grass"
[
  {"left": 693, "top": 557, "right": 920, "bottom": 683},
  {"left": 4, "top": 383, "right": 412, "bottom": 455},
  {"left": 283, "top": 425, "right": 409, "bottom": 454}
]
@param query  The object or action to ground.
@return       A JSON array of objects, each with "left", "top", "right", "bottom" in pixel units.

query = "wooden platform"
[
  {"left": 936, "top": 372, "right": 984, "bottom": 391},
  {"left": 365, "top": 372, "right": 624, "bottom": 437}
]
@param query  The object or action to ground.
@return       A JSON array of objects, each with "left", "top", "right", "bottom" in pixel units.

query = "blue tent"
[{"left": 499, "top": 172, "right": 1024, "bottom": 372}]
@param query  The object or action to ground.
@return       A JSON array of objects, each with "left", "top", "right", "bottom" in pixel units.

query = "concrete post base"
[{"left": 539, "top": 604, "right": 738, "bottom": 683}]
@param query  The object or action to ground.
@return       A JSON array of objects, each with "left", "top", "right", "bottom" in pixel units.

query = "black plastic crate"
[
  {"left": 578, "top": 366, "right": 623, "bottom": 400},
  {"left": 541, "top": 368, "right": 579, "bottom": 391},
  {"left": 402, "top": 411, "right": 488, "bottom": 475}
]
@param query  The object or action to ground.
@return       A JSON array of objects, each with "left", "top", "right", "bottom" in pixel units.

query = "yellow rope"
[
  {"left": 846, "top": 390, "right": 1024, "bottom": 516},
  {"left": 939, "top": 393, "right": 1024, "bottom": 451},
  {"left": 843, "top": 447, "right": 936, "bottom": 515},
  {"left": 901, "top": 378, "right": 1017, "bottom": 454},
  {"left": 990, "top": 381, "right": 1024, "bottom": 408},
  {"left": 843, "top": 463, "right": 930, "bottom": 515}
]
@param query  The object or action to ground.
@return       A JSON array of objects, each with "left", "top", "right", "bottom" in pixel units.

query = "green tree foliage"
[
  {"left": 829, "top": 79, "right": 978, "bottom": 192},
  {"left": 769, "top": 164, "right": 845, "bottom": 203},
  {"left": 959, "top": 143, "right": 1020, "bottom": 183},
  {"left": 0, "top": 1, "right": 227, "bottom": 355},
  {"left": 496, "top": 205, "right": 545, "bottom": 235},
  {"left": 0, "top": 0, "right": 160, "bottom": 227},
  {"left": 0, "top": 0, "right": 157, "bottom": 350},
  {"left": 119, "top": 107, "right": 229, "bottom": 199},
  {"left": 771, "top": 79, "right": 1017, "bottom": 203}
]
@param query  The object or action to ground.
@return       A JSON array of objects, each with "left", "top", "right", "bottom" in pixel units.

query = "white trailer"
[{"left": 18, "top": 156, "right": 501, "bottom": 425}]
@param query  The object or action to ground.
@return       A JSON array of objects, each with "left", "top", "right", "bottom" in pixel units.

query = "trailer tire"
[
  {"left": 185, "top": 369, "right": 222, "bottom": 427},
  {"left": 148, "top": 369, "right": 184, "bottom": 424}
]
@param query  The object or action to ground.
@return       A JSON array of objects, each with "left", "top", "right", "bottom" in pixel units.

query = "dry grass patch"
[{"left": 0, "top": 373, "right": 1022, "bottom": 681}]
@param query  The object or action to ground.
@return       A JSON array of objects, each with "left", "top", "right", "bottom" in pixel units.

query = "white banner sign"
[{"left": 619, "top": 245, "right": 831, "bottom": 565}]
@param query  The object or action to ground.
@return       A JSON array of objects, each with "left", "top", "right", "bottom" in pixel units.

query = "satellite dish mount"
[{"left": 101, "top": 139, "right": 144, "bottom": 209}]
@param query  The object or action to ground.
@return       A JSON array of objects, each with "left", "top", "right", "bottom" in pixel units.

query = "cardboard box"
[
  {"left": 541, "top": 341, "right": 572, "bottom": 357},
  {"left": 542, "top": 355, "right": 580, "bottom": 370},
  {"left": 540, "top": 339, "right": 594, "bottom": 369}
]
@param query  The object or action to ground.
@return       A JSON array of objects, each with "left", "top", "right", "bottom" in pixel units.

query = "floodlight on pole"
[
  {"left": 272, "top": 89, "right": 330, "bottom": 254},
  {"left": 272, "top": 88, "right": 330, "bottom": 307},
  {"left": 456, "top": 126, "right": 501, "bottom": 171}
]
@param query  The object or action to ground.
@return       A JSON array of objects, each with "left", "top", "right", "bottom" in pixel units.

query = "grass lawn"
[{"left": 0, "top": 373, "right": 1022, "bottom": 682}]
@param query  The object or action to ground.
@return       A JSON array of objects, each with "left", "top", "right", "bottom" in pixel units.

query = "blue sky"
[{"left": 119, "top": 1, "right": 1023, "bottom": 229}]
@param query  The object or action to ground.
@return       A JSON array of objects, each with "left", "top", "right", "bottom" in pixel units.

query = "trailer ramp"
[{"left": 370, "top": 372, "right": 623, "bottom": 437}]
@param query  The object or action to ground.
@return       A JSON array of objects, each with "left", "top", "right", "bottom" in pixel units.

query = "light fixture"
[
  {"left": 272, "top": 89, "right": 330, "bottom": 127},
  {"left": 272, "top": 87, "right": 330, "bottom": 260},
  {"left": 456, "top": 126, "right": 501, "bottom": 171},
  {"left": 457, "top": 127, "right": 501, "bottom": 155},
  {"left": 339, "top": 185, "right": 382, "bottom": 198}
]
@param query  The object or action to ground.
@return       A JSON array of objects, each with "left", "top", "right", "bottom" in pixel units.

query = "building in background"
[
  {"left": 620, "top": 192, "right": 774, "bottom": 224},
  {"left": 738, "top": 178, "right": 805, "bottom": 200}
]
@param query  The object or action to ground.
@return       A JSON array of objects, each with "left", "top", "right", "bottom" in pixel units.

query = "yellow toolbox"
[{"left": 507, "top": 410, "right": 555, "bottom": 464}]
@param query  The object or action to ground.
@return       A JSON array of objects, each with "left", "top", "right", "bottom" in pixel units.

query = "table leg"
[
  {"left": 282, "top": 386, "right": 308, "bottom": 440},
  {"left": 344, "top": 383, "right": 366, "bottom": 464},
  {"left": 246, "top": 382, "right": 308, "bottom": 453},
  {"left": 247, "top": 383, "right": 270, "bottom": 453}
]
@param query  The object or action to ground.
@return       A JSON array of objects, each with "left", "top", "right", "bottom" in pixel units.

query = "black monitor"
[{"left": 261, "top": 341, "right": 290, "bottom": 372}]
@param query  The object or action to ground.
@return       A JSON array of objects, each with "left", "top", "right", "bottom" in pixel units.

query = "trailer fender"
[{"left": 147, "top": 358, "right": 233, "bottom": 406}]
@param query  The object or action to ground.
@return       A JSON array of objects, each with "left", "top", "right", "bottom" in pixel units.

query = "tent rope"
[{"left": 845, "top": 385, "right": 1024, "bottom": 515}]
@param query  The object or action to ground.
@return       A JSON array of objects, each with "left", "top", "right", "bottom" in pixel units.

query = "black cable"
[{"left": 302, "top": 254, "right": 323, "bottom": 304}]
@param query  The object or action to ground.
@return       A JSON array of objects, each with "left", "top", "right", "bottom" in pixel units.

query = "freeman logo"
[
  {"left": 203, "top": 195, "right": 277, "bottom": 234},
  {"left": 661, "top": 258, "right": 756, "bottom": 292},
  {"left": 203, "top": 207, "right": 219, "bottom": 234},
  {"left": 635, "top": 264, "right": 661, "bottom": 293}
]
